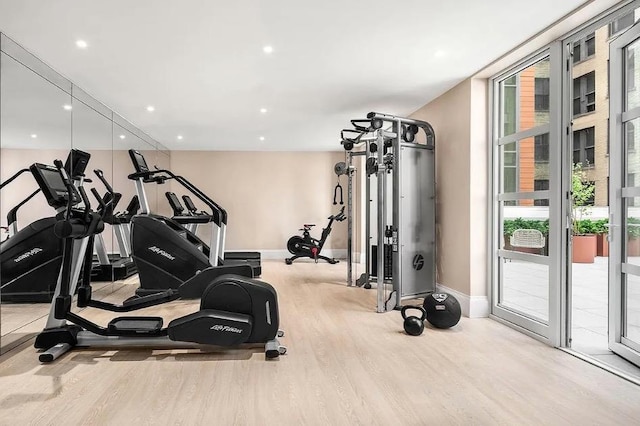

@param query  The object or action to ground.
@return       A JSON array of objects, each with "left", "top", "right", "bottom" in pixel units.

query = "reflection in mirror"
[
  {"left": 114, "top": 123, "right": 159, "bottom": 217},
  {"left": 155, "top": 148, "right": 173, "bottom": 219},
  {"left": 0, "top": 38, "right": 168, "bottom": 355},
  {"left": 0, "top": 52, "right": 72, "bottom": 351},
  {"left": 71, "top": 98, "right": 127, "bottom": 298}
]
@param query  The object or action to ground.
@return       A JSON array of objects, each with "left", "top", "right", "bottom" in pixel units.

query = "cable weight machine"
[{"left": 340, "top": 112, "right": 436, "bottom": 313}]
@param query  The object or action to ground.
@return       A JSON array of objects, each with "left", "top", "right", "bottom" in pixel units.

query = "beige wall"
[
  {"left": 410, "top": 77, "right": 489, "bottom": 300},
  {"left": 169, "top": 151, "right": 347, "bottom": 252}
]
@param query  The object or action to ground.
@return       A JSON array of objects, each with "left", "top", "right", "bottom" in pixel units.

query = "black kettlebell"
[{"left": 401, "top": 305, "right": 426, "bottom": 336}]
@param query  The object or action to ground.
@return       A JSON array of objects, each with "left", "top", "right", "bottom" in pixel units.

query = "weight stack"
[{"left": 370, "top": 244, "right": 393, "bottom": 279}]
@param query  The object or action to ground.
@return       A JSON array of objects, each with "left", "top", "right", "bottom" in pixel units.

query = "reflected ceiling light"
[
  {"left": 30, "top": 134, "right": 38, "bottom": 139},
  {"left": 259, "top": 136, "right": 265, "bottom": 141},
  {"left": 119, "top": 134, "right": 126, "bottom": 140},
  {"left": 146, "top": 105, "right": 155, "bottom": 112},
  {"left": 263, "top": 45, "right": 274, "bottom": 54},
  {"left": 75, "top": 40, "right": 88, "bottom": 49},
  {"left": 63, "top": 104, "right": 73, "bottom": 111},
  {"left": 177, "top": 135, "right": 184, "bottom": 140},
  {"left": 260, "top": 108, "right": 268, "bottom": 114}
]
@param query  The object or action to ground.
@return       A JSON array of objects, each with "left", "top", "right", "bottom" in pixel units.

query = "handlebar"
[
  {"left": 94, "top": 169, "right": 114, "bottom": 194},
  {"left": 129, "top": 167, "right": 226, "bottom": 225},
  {"left": 0, "top": 168, "right": 30, "bottom": 190},
  {"left": 90, "top": 188, "right": 106, "bottom": 210},
  {"left": 329, "top": 206, "right": 346, "bottom": 221}
]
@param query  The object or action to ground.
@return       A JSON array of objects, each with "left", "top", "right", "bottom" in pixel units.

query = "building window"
[
  {"left": 535, "top": 78, "right": 550, "bottom": 111},
  {"left": 573, "top": 32, "right": 596, "bottom": 63},
  {"left": 628, "top": 122, "right": 636, "bottom": 152},
  {"left": 573, "top": 127, "right": 595, "bottom": 166},
  {"left": 587, "top": 182, "right": 596, "bottom": 205},
  {"left": 573, "top": 71, "right": 596, "bottom": 116},
  {"left": 502, "top": 75, "right": 517, "bottom": 136},
  {"left": 503, "top": 142, "right": 517, "bottom": 195},
  {"left": 628, "top": 49, "right": 636, "bottom": 91},
  {"left": 534, "top": 180, "right": 549, "bottom": 206},
  {"left": 534, "top": 133, "right": 550, "bottom": 162},
  {"left": 610, "top": 12, "right": 635, "bottom": 37}
]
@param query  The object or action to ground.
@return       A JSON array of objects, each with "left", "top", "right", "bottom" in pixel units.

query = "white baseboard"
[
  {"left": 435, "top": 283, "right": 489, "bottom": 319},
  {"left": 229, "top": 249, "right": 347, "bottom": 260}
]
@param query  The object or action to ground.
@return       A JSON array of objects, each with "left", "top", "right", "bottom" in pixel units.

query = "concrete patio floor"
[{"left": 501, "top": 256, "right": 640, "bottom": 377}]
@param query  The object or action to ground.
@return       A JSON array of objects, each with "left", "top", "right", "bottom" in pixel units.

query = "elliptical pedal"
[{"left": 107, "top": 316, "right": 163, "bottom": 334}]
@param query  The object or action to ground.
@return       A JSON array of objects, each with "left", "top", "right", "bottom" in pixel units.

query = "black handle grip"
[{"left": 333, "top": 183, "right": 343, "bottom": 205}]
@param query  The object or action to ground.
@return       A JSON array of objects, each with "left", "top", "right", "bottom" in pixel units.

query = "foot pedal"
[
  {"left": 107, "top": 316, "right": 163, "bottom": 334},
  {"left": 265, "top": 338, "right": 286, "bottom": 359}
]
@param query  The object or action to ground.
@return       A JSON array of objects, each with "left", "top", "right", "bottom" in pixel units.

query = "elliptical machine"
[
  {"left": 31, "top": 159, "right": 286, "bottom": 362},
  {"left": 285, "top": 206, "right": 346, "bottom": 264}
]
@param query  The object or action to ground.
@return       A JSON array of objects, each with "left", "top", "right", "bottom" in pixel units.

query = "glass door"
[
  {"left": 491, "top": 48, "right": 562, "bottom": 343},
  {"left": 609, "top": 21, "right": 640, "bottom": 366}
]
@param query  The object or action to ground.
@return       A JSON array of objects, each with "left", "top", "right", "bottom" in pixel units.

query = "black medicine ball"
[{"left": 423, "top": 293, "right": 461, "bottom": 329}]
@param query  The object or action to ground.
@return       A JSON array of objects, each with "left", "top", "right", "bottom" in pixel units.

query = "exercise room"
[{"left": 2, "top": 1, "right": 640, "bottom": 424}]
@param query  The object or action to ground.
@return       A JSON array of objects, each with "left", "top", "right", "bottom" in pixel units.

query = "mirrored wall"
[{"left": 0, "top": 33, "right": 171, "bottom": 353}]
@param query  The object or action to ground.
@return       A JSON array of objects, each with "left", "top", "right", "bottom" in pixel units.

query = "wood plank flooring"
[{"left": 1, "top": 260, "right": 640, "bottom": 425}]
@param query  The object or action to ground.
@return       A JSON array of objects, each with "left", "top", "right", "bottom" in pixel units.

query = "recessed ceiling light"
[
  {"left": 146, "top": 105, "right": 155, "bottom": 112},
  {"left": 76, "top": 40, "right": 88, "bottom": 49},
  {"left": 119, "top": 134, "right": 126, "bottom": 140},
  {"left": 263, "top": 45, "right": 274, "bottom": 54},
  {"left": 177, "top": 135, "right": 183, "bottom": 140},
  {"left": 260, "top": 108, "right": 268, "bottom": 114},
  {"left": 63, "top": 104, "right": 73, "bottom": 111},
  {"left": 259, "top": 136, "right": 265, "bottom": 141},
  {"left": 30, "top": 134, "right": 38, "bottom": 139}
]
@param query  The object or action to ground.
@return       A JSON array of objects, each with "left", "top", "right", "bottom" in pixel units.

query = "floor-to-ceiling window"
[{"left": 491, "top": 0, "right": 640, "bottom": 381}]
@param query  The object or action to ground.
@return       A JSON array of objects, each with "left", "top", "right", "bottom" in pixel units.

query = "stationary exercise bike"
[{"left": 285, "top": 206, "right": 346, "bottom": 264}]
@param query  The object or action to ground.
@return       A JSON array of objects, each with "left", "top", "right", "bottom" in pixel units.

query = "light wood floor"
[{"left": 1, "top": 260, "right": 640, "bottom": 425}]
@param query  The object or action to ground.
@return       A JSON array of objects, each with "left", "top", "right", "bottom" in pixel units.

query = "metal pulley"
[{"left": 334, "top": 162, "right": 348, "bottom": 176}]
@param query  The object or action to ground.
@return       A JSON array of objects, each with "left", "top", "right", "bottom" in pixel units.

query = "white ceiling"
[{"left": 0, "top": 0, "right": 589, "bottom": 151}]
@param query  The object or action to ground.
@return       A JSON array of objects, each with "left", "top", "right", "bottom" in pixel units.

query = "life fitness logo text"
[
  {"left": 14, "top": 248, "right": 43, "bottom": 263},
  {"left": 412, "top": 254, "right": 424, "bottom": 271},
  {"left": 148, "top": 246, "right": 175, "bottom": 261},
  {"left": 210, "top": 324, "right": 243, "bottom": 334}
]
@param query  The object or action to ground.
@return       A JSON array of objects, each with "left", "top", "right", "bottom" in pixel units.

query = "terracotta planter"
[
  {"left": 572, "top": 234, "right": 596, "bottom": 263},
  {"left": 627, "top": 236, "right": 640, "bottom": 256},
  {"left": 596, "top": 233, "right": 609, "bottom": 257}
]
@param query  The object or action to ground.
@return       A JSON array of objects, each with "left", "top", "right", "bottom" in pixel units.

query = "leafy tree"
[{"left": 572, "top": 162, "right": 595, "bottom": 235}]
